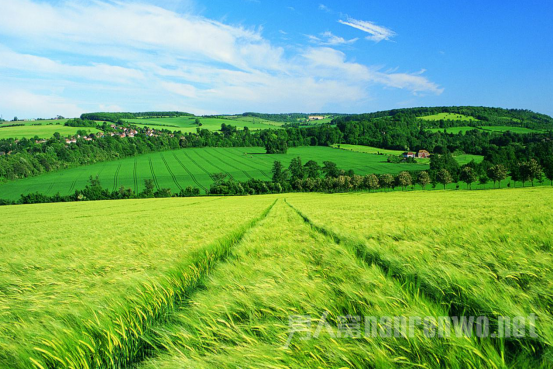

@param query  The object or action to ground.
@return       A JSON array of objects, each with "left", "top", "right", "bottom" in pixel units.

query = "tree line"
[{"left": 80, "top": 111, "right": 193, "bottom": 122}]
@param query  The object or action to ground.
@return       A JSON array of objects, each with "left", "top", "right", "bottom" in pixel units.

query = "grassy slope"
[
  {"left": 0, "top": 123, "right": 99, "bottom": 139},
  {"left": 419, "top": 113, "right": 479, "bottom": 121},
  {"left": 428, "top": 126, "right": 545, "bottom": 134},
  {"left": 1, "top": 188, "right": 552, "bottom": 367},
  {"left": 0, "top": 146, "right": 429, "bottom": 200},
  {"left": 125, "top": 116, "right": 283, "bottom": 132},
  {"left": 331, "top": 143, "right": 483, "bottom": 166}
]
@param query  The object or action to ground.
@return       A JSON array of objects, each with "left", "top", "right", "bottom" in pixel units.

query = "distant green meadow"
[
  {"left": 419, "top": 113, "right": 479, "bottom": 121},
  {"left": 0, "top": 121, "right": 100, "bottom": 139},
  {"left": 0, "top": 146, "right": 429, "bottom": 200},
  {"left": 427, "top": 125, "right": 546, "bottom": 134},
  {"left": 125, "top": 116, "right": 283, "bottom": 132},
  {"left": 331, "top": 143, "right": 483, "bottom": 166}
]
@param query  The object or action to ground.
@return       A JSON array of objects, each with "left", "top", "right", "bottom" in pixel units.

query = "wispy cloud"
[
  {"left": 0, "top": 0, "right": 439, "bottom": 118},
  {"left": 318, "top": 4, "right": 332, "bottom": 13},
  {"left": 339, "top": 18, "right": 396, "bottom": 42},
  {"left": 306, "top": 31, "right": 358, "bottom": 46}
]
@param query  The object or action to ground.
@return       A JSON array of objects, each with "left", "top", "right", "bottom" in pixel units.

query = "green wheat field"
[{"left": 0, "top": 187, "right": 552, "bottom": 368}]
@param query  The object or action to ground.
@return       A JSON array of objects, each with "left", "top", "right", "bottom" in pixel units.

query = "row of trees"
[{"left": 7, "top": 177, "right": 201, "bottom": 205}]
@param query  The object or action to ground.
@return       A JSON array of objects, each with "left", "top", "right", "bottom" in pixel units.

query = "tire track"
[
  {"left": 284, "top": 199, "right": 546, "bottom": 358},
  {"left": 172, "top": 153, "right": 208, "bottom": 193},
  {"left": 160, "top": 154, "right": 183, "bottom": 191},
  {"left": 204, "top": 148, "right": 253, "bottom": 180},
  {"left": 182, "top": 150, "right": 222, "bottom": 181},
  {"left": 190, "top": 149, "right": 235, "bottom": 181},
  {"left": 225, "top": 148, "right": 271, "bottom": 179},
  {"left": 112, "top": 163, "right": 122, "bottom": 192},
  {"left": 133, "top": 158, "right": 139, "bottom": 194},
  {"left": 149, "top": 158, "right": 160, "bottom": 190}
]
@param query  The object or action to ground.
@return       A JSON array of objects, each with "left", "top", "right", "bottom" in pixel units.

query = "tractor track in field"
[
  {"left": 190, "top": 149, "right": 235, "bottom": 181},
  {"left": 173, "top": 153, "right": 208, "bottom": 193},
  {"left": 226, "top": 148, "right": 271, "bottom": 179},
  {"left": 133, "top": 158, "right": 139, "bottom": 194},
  {"left": 149, "top": 158, "right": 160, "bottom": 190},
  {"left": 204, "top": 149, "right": 253, "bottom": 180},
  {"left": 284, "top": 199, "right": 547, "bottom": 357},
  {"left": 112, "top": 163, "right": 122, "bottom": 192},
  {"left": 54, "top": 200, "right": 277, "bottom": 369},
  {"left": 160, "top": 154, "right": 183, "bottom": 191},
  {"left": 182, "top": 150, "right": 222, "bottom": 181}
]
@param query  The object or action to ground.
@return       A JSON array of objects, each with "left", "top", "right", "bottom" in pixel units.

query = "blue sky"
[{"left": 0, "top": 0, "right": 551, "bottom": 119}]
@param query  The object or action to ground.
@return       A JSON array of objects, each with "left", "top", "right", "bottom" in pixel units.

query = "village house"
[
  {"left": 402, "top": 151, "right": 416, "bottom": 158},
  {"left": 65, "top": 138, "right": 77, "bottom": 144},
  {"left": 308, "top": 115, "right": 324, "bottom": 120},
  {"left": 418, "top": 150, "right": 430, "bottom": 158}
]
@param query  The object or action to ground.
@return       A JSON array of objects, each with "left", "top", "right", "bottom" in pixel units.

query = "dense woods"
[{"left": 80, "top": 111, "right": 193, "bottom": 122}]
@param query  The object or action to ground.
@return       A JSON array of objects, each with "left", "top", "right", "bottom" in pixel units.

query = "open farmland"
[
  {"left": 0, "top": 120, "right": 99, "bottom": 139},
  {"left": 0, "top": 146, "right": 428, "bottom": 200},
  {"left": 125, "top": 116, "right": 283, "bottom": 132},
  {"left": 0, "top": 188, "right": 552, "bottom": 368},
  {"left": 427, "top": 126, "right": 546, "bottom": 134},
  {"left": 419, "top": 113, "right": 479, "bottom": 121},
  {"left": 330, "top": 143, "right": 483, "bottom": 166}
]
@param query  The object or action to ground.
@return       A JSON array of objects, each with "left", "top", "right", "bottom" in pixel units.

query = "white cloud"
[
  {"left": 0, "top": 0, "right": 441, "bottom": 118},
  {"left": 307, "top": 31, "right": 358, "bottom": 46},
  {"left": 339, "top": 18, "right": 396, "bottom": 42},
  {"left": 318, "top": 4, "right": 332, "bottom": 13}
]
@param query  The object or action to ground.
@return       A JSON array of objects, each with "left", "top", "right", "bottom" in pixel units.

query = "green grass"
[
  {"left": 479, "top": 125, "right": 546, "bottom": 134},
  {"left": 331, "top": 144, "right": 484, "bottom": 166},
  {"left": 2, "top": 188, "right": 552, "bottom": 368},
  {"left": 427, "top": 126, "right": 480, "bottom": 134},
  {"left": 331, "top": 143, "right": 411, "bottom": 156},
  {"left": 0, "top": 146, "right": 429, "bottom": 200},
  {"left": 419, "top": 113, "right": 479, "bottom": 121},
  {"left": 125, "top": 116, "right": 283, "bottom": 132},
  {"left": 454, "top": 153, "right": 484, "bottom": 165},
  {"left": 427, "top": 125, "right": 545, "bottom": 134},
  {"left": 0, "top": 121, "right": 99, "bottom": 139}
]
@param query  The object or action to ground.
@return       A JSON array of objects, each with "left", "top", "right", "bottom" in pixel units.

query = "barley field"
[{"left": 0, "top": 187, "right": 552, "bottom": 368}]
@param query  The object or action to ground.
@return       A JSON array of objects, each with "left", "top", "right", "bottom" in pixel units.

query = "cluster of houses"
[
  {"left": 308, "top": 115, "right": 325, "bottom": 121},
  {"left": 402, "top": 150, "right": 430, "bottom": 159}
]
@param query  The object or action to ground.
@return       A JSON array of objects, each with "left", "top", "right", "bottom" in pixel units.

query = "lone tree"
[
  {"left": 436, "top": 169, "right": 453, "bottom": 189},
  {"left": 487, "top": 164, "right": 508, "bottom": 188},
  {"left": 416, "top": 171, "right": 431, "bottom": 190},
  {"left": 460, "top": 166, "right": 477, "bottom": 189},
  {"left": 397, "top": 171, "right": 412, "bottom": 191}
]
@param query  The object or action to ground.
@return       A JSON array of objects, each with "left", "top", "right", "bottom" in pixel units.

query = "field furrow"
[
  {"left": 182, "top": 150, "right": 215, "bottom": 180},
  {"left": 112, "top": 163, "right": 122, "bottom": 192},
  {"left": 221, "top": 147, "right": 271, "bottom": 179},
  {"left": 160, "top": 154, "right": 183, "bottom": 191},
  {"left": 172, "top": 152, "right": 208, "bottom": 193},
  {"left": 189, "top": 148, "right": 234, "bottom": 181},
  {"left": 204, "top": 148, "right": 253, "bottom": 179},
  {"left": 148, "top": 158, "right": 159, "bottom": 190}
]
